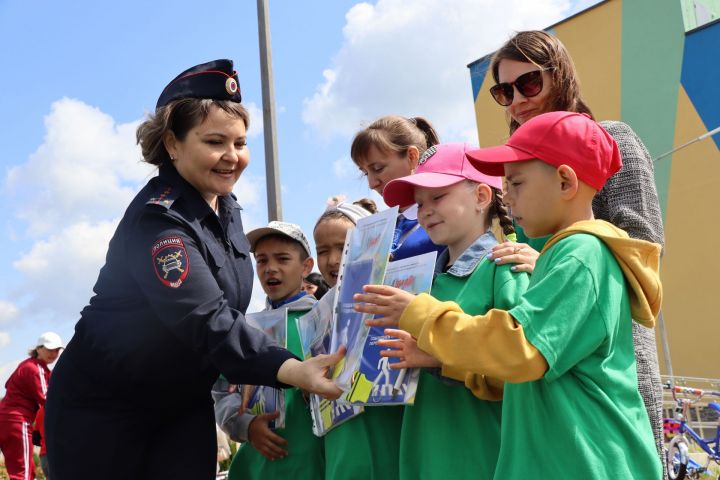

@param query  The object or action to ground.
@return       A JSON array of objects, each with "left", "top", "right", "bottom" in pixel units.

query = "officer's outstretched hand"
[
  {"left": 277, "top": 347, "right": 345, "bottom": 400},
  {"left": 248, "top": 412, "right": 288, "bottom": 460}
]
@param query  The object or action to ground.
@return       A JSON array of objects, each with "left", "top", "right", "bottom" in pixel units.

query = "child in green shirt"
[
  {"left": 378, "top": 142, "right": 529, "bottom": 479},
  {"left": 355, "top": 112, "right": 662, "bottom": 479},
  {"left": 229, "top": 221, "right": 323, "bottom": 479}
]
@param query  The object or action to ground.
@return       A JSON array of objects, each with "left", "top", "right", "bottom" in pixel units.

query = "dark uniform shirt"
[{"left": 55, "top": 163, "right": 295, "bottom": 406}]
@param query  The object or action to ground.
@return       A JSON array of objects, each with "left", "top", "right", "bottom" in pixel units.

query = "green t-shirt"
[
  {"left": 496, "top": 233, "right": 660, "bottom": 479},
  {"left": 514, "top": 223, "right": 551, "bottom": 253},
  {"left": 400, "top": 259, "right": 529, "bottom": 480},
  {"left": 230, "top": 309, "right": 325, "bottom": 480},
  {"left": 324, "top": 405, "right": 403, "bottom": 480}
]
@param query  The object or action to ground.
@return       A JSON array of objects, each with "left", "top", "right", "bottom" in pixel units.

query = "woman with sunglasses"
[{"left": 486, "top": 30, "right": 666, "bottom": 475}]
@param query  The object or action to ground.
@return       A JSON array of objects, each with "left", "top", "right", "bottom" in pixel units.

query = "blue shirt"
[{"left": 390, "top": 206, "right": 445, "bottom": 261}]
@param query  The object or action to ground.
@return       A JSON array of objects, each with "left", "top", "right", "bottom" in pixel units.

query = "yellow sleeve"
[
  {"left": 399, "top": 293, "right": 548, "bottom": 383},
  {"left": 442, "top": 364, "right": 504, "bottom": 401}
]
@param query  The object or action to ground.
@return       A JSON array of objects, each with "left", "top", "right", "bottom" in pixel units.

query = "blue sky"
[{"left": 0, "top": 0, "right": 597, "bottom": 392}]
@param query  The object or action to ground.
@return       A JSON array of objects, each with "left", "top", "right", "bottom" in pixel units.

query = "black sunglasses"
[{"left": 489, "top": 69, "right": 552, "bottom": 106}]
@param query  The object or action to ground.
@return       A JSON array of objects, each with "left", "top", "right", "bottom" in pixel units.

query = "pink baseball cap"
[
  {"left": 465, "top": 112, "right": 622, "bottom": 191},
  {"left": 382, "top": 143, "right": 503, "bottom": 207}
]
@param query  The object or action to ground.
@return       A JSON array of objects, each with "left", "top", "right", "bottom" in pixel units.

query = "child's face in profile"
[
  {"left": 503, "top": 160, "right": 564, "bottom": 238},
  {"left": 254, "top": 237, "right": 312, "bottom": 303},
  {"left": 357, "top": 145, "right": 415, "bottom": 196},
  {"left": 414, "top": 181, "right": 487, "bottom": 251},
  {"left": 314, "top": 218, "right": 352, "bottom": 287}
]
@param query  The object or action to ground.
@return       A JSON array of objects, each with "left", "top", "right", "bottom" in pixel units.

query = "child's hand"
[
  {"left": 487, "top": 241, "right": 539, "bottom": 273},
  {"left": 353, "top": 285, "right": 416, "bottom": 327},
  {"left": 378, "top": 329, "right": 441, "bottom": 369},
  {"left": 248, "top": 412, "right": 288, "bottom": 460}
]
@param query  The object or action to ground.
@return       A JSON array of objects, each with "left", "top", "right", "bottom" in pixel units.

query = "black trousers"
[{"left": 45, "top": 357, "right": 217, "bottom": 480}]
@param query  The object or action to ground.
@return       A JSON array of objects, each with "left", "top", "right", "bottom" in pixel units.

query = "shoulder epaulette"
[{"left": 146, "top": 184, "right": 179, "bottom": 209}]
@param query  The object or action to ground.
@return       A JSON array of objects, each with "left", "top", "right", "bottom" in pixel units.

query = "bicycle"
[{"left": 665, "top": 384, "right": 720, "bottom": 479}]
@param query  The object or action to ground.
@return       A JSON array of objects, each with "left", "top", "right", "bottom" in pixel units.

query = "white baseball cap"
[
  {"left": 36, "top": 332, "right": 64, "bottom": 350},
  {"left": 246, "top": 221, "right": 312, "bottom": 257}
]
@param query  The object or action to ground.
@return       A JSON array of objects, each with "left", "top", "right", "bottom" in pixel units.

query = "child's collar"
[
  {"left": 267, "top": 290, "right": 307, "bottom": 310},
  {"left": 435, "top": 229, "right": 498, "bottom": 278}
]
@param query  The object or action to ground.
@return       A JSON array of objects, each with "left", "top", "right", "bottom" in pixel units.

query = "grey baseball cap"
[{"left": 246, "top": 221, "right": 312, "bottom": 257}]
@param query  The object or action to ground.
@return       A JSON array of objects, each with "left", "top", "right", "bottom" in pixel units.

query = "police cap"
[{"left": 156, "top": 59, "right": 242, "bottom": 109}]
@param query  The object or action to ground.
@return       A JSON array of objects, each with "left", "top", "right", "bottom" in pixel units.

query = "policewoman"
[{"left": 45, "top": 59, "right": 342, "bottom": 480}]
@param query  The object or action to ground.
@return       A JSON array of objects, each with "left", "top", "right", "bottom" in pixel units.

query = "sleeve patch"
[{"left": 151, "top": 236, "right": 190, "bottom": 288}]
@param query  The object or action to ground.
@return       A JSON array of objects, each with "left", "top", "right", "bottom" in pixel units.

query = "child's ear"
[
  {"left": 475, "top": 183, "right": 493, "bottom": 211},
  {"left": 301, "top": 256, "right": 314, "bottom": 278},
  {"left": 407, "top": 146, "right": 420, "bottom": 171},
  {"left": 556, "top": 165, "right": 579, "bottom": 200}
]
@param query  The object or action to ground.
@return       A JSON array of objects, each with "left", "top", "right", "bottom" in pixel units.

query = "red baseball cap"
[
  {"left": 465, "top": 112, "right": 622, "bottom": 191},
  {"left": 382, "top": 143, "right": 503, "bottom": 207}
]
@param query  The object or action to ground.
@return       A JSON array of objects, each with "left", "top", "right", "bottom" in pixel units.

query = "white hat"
[
  {"left": 246, "top": 221, "right": 312, "bottom": 257},
  {"left": 36, "top": 332, "right": 64, "bottom": 350}
]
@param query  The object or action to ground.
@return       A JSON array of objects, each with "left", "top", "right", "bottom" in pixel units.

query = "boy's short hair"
[
  {"left": 246, "top": 221, "right": 312, "bottom": 259},
  {"left": 466, "top": 111, "right": 622, "bottom": 191}
]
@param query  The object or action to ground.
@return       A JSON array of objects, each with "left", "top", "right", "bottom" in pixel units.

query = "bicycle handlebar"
[{"left": 663, "top": 382, "right": 720, "bottom": 403}]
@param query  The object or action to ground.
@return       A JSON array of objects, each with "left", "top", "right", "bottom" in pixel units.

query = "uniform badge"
[
  {"left": 151, "top": 236, "right": 189, "bottom": 288},
  {"left": 225, "top": 77, "right": 238, "bottom": 95},
  {"left": 418, "top": 145, "right": 437, "bottom": 165}
]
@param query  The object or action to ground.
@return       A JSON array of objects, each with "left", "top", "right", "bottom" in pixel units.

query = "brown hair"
[
  {"left": 350, "top": 116, "right": 440, "bottom": 166},
  {"left": 488, "top": 187, "right": 514, "bottom": 240},
  {"left": 462, "top": 181, "right": 514, "bottom": 240},
  {"left": 136, "top": 98, "right": 250, "bottom": 167},
  {"left": 490, "top": 30, "right": 594, "bottom": 134},
  {"left": 28, "top": 348, "right": 39, "bottom": 358}
]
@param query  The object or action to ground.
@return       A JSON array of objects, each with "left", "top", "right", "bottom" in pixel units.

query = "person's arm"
[
  {"left": 18, "top": 362, "right": 48, "bottom": 407},
  {"left": 400, "top": 296, "right": 548, "bottom": 383},
  {"left": 596, "top": 121, "right": 665, "bottom": 248},
  {"left": 130, "top": 212, "right": 342, "bottom": 398},
  {"left": 211, "top": 378, "right": 254, "bottom": 443}
]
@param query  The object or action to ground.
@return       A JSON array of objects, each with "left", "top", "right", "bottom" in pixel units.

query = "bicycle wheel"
[{"left": 666, "top": 436, "right": 688, "bottom": 480}]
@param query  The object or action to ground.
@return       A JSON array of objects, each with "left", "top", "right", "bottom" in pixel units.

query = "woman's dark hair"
[
  {"left": 304, "top": 272, "right": 330, "bottom": 300},
  {"left": 350, "top": 116, "right": 440, "bottom": 166},
  {"left": 490, "top": 30, "right": 594, "bottom": 134},
  {"left": 136, "top": 98, "right": 250, "bottom": 166}
]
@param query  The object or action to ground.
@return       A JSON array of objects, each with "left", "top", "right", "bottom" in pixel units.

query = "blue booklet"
[
  {"left": 296, "top": 289, "right": 363, "bottom": 436},
  {"left": 342, "top": 251, "right": 437, "bottom": 405},
  {"left": 330, "top": 207, "right": 398, "bottom": 390},
  {"left": 245, "top": 309, "right": 287, "bottom": 429}
]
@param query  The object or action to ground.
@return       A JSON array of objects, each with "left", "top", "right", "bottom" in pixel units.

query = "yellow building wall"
[{"left": 658, "top": 86, "right": 720, "bottom": 378}]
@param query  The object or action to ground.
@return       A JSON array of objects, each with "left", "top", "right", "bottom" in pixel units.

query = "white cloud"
[
  {"left": 245, "top": 101, "right": 264, "bottom": 139},
  {"left": 5, "top": 98, "right": 155, "bottom": 237},
  {"left": 232, "top": 173, "right": 262, "bottom": 207},
  {"left": 12, "top": 220, "right": 119, "bottom": 320},
  {"left": 333, "top": 156, "right": 355, "bottom": 179},
  {"left": 0, "top": 301, "right": 19, "bottom": 325},
  {"left": 0, "top": 358, "right": 22, "bottom": 397},
  {"left": 0, "top": 332, "right": 10, "bottom": 348},
  {"left": 302, "top": 0, "right": 571, "bottom": 142}
]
